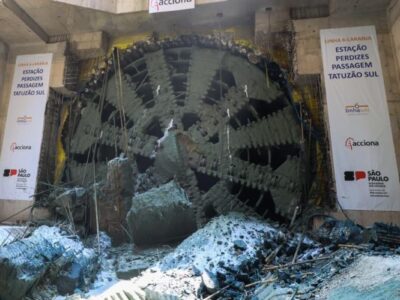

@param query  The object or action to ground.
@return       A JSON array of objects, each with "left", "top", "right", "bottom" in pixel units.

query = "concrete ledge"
[{"left": 70, "top": 31, "right": 108, "bottom": 59}]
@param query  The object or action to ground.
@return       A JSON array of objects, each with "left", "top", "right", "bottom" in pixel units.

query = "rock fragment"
[
  {"left": 126, "top": 181, "right": 196, "bottom": 245},
  {"left": 93, "top": 156, "right": 135, "bottom": 244},
  {"left": 116, "top": 246, "right": 173, "bottom": 279},
  {"left": 233, "top": 239, "right": 247, "bottom": 251},
  {"left": 201, "top": 269, "right": 219, "bottom": 293}
]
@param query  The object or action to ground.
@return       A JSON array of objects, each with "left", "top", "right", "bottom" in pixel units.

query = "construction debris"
[
  {"left": 372, "top": 222, "right": 400, "bottom": 246},
  {"left": 116, "top": 246, "right": 173, "bottom": 279},
  {"left": 131, "top": 213, "right": 314, "bottom": 299},
  {"left": 0, "top": 226, "right": 97, "bottom": 299},
  {"left": 93, "top": 156, "right": 134, "bottom": 244},
  {"left": 126, "top": 181, "right": 196, "bottom": 245},
  {"left": 52, "top": 187, "right": 88, "bottom": 234},
  {"left": 0, "top": 226, "right": 28, "bottom": 247},
  {"left": 0, "top": 212, "right": 399, "bottom": 300},
  {"left": 314, "top": 219, "right": 367, "bottom": 245}
]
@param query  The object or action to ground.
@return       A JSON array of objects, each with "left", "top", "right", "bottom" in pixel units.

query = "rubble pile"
[
  {"left": 51, "top": 156, "right": 135, "bottom": 243},
  {"left": 126, "top": 215, "right": 400, "bottom": 300},
  {"left": 247, "top": 219, "right": 400, "bottom": 300},
  {"left": 0, "top": 226, "right": 98, "bottom": 299},
  {"left": 133, "top": 213, "right": 277, "bottom": 299},
  {"left": 1, "top": 213, "right": 400, "bottom": 299},
  {"left": 251, "top": 247, "right": 358, "bottom": 299},
  {"left": 129, "top": 213, "right": 326, "bottom": 299},
  {"left": 3, "top": 174, "right": 400, "bottom": 300}
]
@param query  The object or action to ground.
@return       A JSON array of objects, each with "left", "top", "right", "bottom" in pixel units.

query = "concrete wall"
[{"left": 0, "top": 41, "right": 66, "bottom": 223}]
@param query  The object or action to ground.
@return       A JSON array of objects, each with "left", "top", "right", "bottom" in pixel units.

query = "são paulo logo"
[
  {"left": 344, "top": 170, "right": 389, "bottom": 182},
  {"left": 3, "top": 168, "right": 30, "bottom": 178},
  {"left": 345, "top": 137, "right": 379, "bottom": 150},
  {"left": 10, "top": 143, "right": 32, "bottom": 152},
  {"left": 367, "top": 170, "right": 389, "bottom": 182},
  {"left": 344, "top": 171, "right": 366, "bottom": 181},
  {"left": 3, "top": 169, "right": 17, "bottom": 177}
]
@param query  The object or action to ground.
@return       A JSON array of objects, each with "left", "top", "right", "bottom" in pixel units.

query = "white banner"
[
  {"left": 0, "top": 53, "right": 53, "bottom": 200},
  {"left": 320, "top": 26, "right": 400, "bottom": 211},
  {"left": 149, "top": 0, "right": 195, "bottom": 13}
]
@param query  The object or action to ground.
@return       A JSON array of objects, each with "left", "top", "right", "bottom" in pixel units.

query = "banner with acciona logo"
[
  {"left": 0, "top": 53, "right": 53, "bottom": 200},
  {"left": 320, "top": 26, "right": 400, "bottom": 211},
  {"left": 149, "top": 0, "right": 195, "bottom": 14}
]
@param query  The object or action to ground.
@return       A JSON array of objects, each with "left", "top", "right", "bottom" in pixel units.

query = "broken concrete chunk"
[
  {"left": 116, "top": 246, "right": 173, "bottom": 279},
  {"left": 233, "top": 239, "right": 247, "bottom": 251},
  {"left": 201, "top": 269, "right": 219, "bottom": 293},
  {"left": 52, "top": 187, "right": 88, "bottom": 224},
  {"left": 253, "top": 284, "right": 294, "bottom": 300},
  {"left": 0, "top": 226, "right": 97, "bottom": 300},
  {"left": 315, "top": 220, "right": 365, "bottom": 245},
  {"left": 126, "top": 181, "right": 196, "bottom": 245},
  {"left": 56, "top": 262, "right": 83, "bottom": 295},
  {"left": 105, "top": 156, "right": 135, "bottom": 197},
  {"left": 54, "top": 187, "right": 86, "bottom": 208},
  {"left": 91, "top": 155, "right": 135, "bottom": 244}
]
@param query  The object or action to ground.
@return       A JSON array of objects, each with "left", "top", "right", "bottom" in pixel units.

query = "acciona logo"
[
  {"left": 155, "top": 0, "right": 193, "bottom": 5},
  {"left": 345, "top": 137, "right": 379, "bottom": 150},
  {"left": 149, "top": 0, "right": 194, "bottom": 13},
  {"left": 10, "top": 143, "right": 32, "bottom": 152}
]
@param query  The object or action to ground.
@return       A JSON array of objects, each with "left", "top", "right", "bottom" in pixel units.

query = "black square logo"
[{"left": 344, "top": 171, "right": 354, "bottom": 181}]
